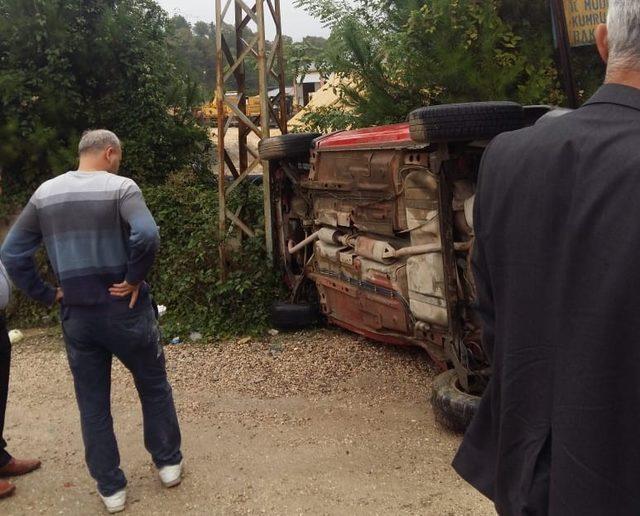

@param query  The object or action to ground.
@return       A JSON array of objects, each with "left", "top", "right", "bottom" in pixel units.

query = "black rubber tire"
[
  {"left": 430, "top": 369, "right": 481, "bottom": 433},
  {"left": 258, "top": 133, "right": 321, "bottom": 161},
  {"left": 409, "top": 101, "right": 524, "bottom": 143},
  {"left": 270, "top": 301, "right": 318, "bottom": 331}
]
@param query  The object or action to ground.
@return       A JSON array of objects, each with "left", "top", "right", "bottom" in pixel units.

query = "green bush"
[
  {"left": 5, "top": 174, "right": 284, "bottom": 338},
  {"left": 0, "top": 0, "right": 210, "bottom": 193},
  {"left": 142, "top": 174, "right": 284, "bottom": 338},
  {"left": 295, "top": 0, "right": 564, "bottom": 129},
  {"left": 0, "top": 1, "right": 282, "bottom": 338},
  {"left": 4, "top": 248, "right": 59, "bottom": 328},
  {"left": 293, "top": 105, "right": 360, "bottom": 133}
]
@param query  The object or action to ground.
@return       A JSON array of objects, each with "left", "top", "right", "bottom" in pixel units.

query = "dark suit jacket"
[{"left": 453, "top": 84, "right": 640, "bottom": 515}]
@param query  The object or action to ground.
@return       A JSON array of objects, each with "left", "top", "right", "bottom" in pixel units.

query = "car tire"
[
  {"left": 258, "top": 133, "right": 321, "bottom": 161},
  {"left": 409, "top": 102, "right": 524, "bottom": 143},
  {"left": 270, "top": 301, "right": 318, "bottom": 331},
  {"left": 430, "top": 369, "right": 481, "bottom": 433}
]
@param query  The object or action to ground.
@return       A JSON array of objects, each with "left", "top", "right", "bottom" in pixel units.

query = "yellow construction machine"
[{"left": 199, "top": 92, "right": 261, "bottom": 122}]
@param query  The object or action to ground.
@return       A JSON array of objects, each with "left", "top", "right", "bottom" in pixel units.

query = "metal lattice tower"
[{"left": 214, "top": 0, "right": 288, "bottom": 277}]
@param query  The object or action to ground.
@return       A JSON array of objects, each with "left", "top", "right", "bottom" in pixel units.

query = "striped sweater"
[{"left": 0, "top": 171, "right": 159, "bottom": 316}]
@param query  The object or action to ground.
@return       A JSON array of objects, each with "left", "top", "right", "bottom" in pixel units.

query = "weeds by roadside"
[{"left": 5, "top": 173, "right": 284, "bottom": 340}]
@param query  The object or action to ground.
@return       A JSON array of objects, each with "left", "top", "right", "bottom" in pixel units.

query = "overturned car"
[{"left": 260, "top": 102, "right": 559, "bottom": 431}]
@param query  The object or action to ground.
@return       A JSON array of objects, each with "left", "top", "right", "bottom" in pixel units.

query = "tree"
[
  {"left": 284, "top": 36, "right": 328, "bottom": 86},
  {"left": 167, "top": 17, "right": 216, "bottom": 96},
  {"left": 167, "top": 16, "right": 269, "bottom": 99},
  {"left": 500, "top": 0, "right": 604, "bottom": 102},
  {"left": 165, "top": 14, "right": 327, "bottom": 102},
  {"left": 295, "top": 0, "right": 565, "bottom": 128},
  {"left": 0, "top": 0, "right": 210, "bottom": 193}
]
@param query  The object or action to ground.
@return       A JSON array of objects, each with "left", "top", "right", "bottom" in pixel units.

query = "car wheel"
[
  {"left": 270, "top": 301, "right": 318, "bottom": 331},
  {"left": 258, "top": 133, "right": 321, "bottom": 161},
  {"left": 430, "top": 369, "right": 481, "bottom": 433},
  {"left": 409, "top": 101, "right": 524, "bottom": 143}
]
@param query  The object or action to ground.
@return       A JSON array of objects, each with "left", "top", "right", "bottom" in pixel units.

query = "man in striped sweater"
[{"left": 0, "top": 130, "right": 183, "bottom": 513}]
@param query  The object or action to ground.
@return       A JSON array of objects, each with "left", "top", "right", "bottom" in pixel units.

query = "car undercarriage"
[{"left": 261, "top": 102, "right": 558, "bottom": 430}]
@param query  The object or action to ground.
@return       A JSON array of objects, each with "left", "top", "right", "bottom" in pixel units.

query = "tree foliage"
[
  {"left": 6, "top": 173, "right": 285, "bottom": 337},
  {"left": 284, "top": 36, "right": 329, "bottom": 86},
  {"left": 143, "top": 174, "right": 284, "bottom": 338},
  {"left": 167, "top": 16, "right": 248, "bottom": 99},
  {"left": 167, "top": 15, "right": 327, "bottom": 101},
  {"left": 295, "top": 0, "right": 566, "bottom": 128},
  {"left": 0, "top": 0, "right": 210, "bottom": 192},
  {"left": 500, "top": 0, "right": 605, "bottom": 102}
]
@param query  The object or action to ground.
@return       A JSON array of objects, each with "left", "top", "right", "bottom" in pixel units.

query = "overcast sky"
[{"left": 154, "top": 1, "right": 330, "bottom": 41}]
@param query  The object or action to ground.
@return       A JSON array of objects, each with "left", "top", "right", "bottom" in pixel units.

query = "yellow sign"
[{"left": 563, "top": 0, "right": 608, "bottom": 47}]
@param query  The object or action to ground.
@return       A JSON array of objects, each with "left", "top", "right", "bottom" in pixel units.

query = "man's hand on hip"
[
  {"left": 109, "top": 281, "right": 141, "bottom": 309},
  {"left": 55, "top": 288, "right": 64, "bottom": 304}
]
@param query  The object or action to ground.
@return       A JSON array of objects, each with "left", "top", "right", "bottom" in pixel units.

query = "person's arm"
[
  {"left": 119, "top": 180, "right": 160, "bottom": 286},
  {"left": 472, "top": 236, "right": 495, "bottom": 363},
  {"left": 471, "top": 141, "right": 498, "bottom": 364},
  {"left": 0, "top": 260, "right": 11, "bottom": 310},
  {"left": 0, "top": 197, "right": 57, "bottom": 307}
]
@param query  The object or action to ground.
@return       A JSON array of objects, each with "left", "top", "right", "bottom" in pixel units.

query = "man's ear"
[{"left": 595, "top": 24, "right": 609, "bottom": 64}]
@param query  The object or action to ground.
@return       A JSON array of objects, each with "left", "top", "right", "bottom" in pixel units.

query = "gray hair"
[
  {"left": 78, "top": 129, "right": 121, "bottom": 155},
  {"left": 607, "top": 0, "right": 640, "bottom": 70}
]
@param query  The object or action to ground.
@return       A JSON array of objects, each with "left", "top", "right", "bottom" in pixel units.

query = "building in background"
[
  {"left": 289, "top": 74, "right": 356, "bottom": 131},
  {"left": 294, "top": 65, "right": 325, "bottom": 108}
]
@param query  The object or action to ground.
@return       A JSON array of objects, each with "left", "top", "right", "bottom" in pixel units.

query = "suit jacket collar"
[{"left": 583, "top": 83, "right": 640, "bottom": 112}]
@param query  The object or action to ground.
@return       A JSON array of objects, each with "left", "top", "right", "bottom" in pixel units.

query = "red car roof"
[{"left": 315, "top": 122, "right": 416, "bottom": 150}]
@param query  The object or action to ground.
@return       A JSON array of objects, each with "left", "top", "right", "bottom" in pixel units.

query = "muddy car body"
[{"left": 261, "top": 103, "right": 555, "bottom": 429}]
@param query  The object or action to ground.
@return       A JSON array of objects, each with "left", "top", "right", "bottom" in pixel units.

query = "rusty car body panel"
[{"left": 270, "top": 122, "right": 489, "bottom": 390}]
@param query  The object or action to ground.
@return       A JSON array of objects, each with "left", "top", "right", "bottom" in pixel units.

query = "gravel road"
[{"left": 2, "top": 327, "right": 493, "bottom": 515}]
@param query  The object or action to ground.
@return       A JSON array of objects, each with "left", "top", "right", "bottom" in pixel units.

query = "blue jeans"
[{"left": 62, "top": 307, "right": 182, "bottom": 496}]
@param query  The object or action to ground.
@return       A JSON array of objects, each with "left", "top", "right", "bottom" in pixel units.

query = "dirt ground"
[{"left": 2, "top": 327, "right": 493, "bottom": 515}]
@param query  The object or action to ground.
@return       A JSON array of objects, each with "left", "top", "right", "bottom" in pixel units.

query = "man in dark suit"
[
  {"left": 0, "top": 176, "right": 41, "bottom": 500},
  {"left": 453, "top": 2, "right": 640, "bottom": 514},
  {"left": 0, "top": 259, "right": 41, "bottom": 499}
]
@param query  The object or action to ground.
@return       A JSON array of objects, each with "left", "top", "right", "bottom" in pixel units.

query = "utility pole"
[
  {"left": 551, "top": 0, "right": 579, "bottom": 109},
  {"left": 214, "top": 0, "right": 288, "bottom": 278}
]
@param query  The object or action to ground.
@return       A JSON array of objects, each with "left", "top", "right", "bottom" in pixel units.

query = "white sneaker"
[
  {"left": 99, "top": 489, "right": 126, "bottom": 513},
  {"left": 159, "top": 461, "right": 183, "bottom": 488}
]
